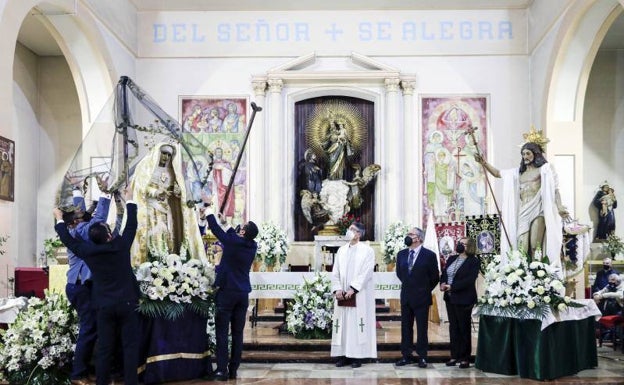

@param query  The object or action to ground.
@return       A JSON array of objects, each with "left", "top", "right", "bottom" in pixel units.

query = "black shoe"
[
  {"left": 351, "top": 359, "right": 362, "bottom": 368},
  {"left": 395, "top": 357, "right": 415, "bottom": 366},
  {"left": 445, "top": 359, "right": 457, "bottom": 366},
  {"left": 335, "top": 357, "right": 352, "bottom": 367},
  {"left": 228, "top": 370, "right": 237, "bottom": 379},
  {"left": 213, "top": 371, "right": 229, "bottom": 381},
  {"left": 417, "top": 358, "right": 428, "bottom": 368},
  {"left": 459, "top": 361, "right": 470, "bottom": 369}
]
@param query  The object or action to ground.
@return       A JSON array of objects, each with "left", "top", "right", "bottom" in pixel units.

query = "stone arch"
[
  {"left": 544, "top": 0, "right": 623, "bottom": 217},
  {"left": 1, "top": 0, "right": 119, "bottom": 266}
]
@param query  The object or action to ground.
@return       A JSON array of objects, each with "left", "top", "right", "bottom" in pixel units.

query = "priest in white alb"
[{"left": 330, "top": 221, "right": 377, "bottom": 368}]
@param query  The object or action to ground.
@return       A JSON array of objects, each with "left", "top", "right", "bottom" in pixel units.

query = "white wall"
[
  {"left": 583, "top": 49, "right": 624, "bottom": 236},
  {"left": 12, "top": 43, "right": 81, "bottom": 269}
]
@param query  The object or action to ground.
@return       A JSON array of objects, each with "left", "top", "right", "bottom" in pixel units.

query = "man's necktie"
[{"left": 408, "top": 250, "right": 415, "bottom": 273}]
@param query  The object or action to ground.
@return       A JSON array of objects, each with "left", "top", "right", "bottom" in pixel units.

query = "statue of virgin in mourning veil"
[{"left": 131, "top": 142, "right": 206, "bottom": 265}]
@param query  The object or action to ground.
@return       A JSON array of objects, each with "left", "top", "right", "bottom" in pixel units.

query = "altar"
[
  {"left": 250, "top": 272, "right": 401, "bottom": 299},
  {"left": 475, "top": 299, "right": 601, "bottom": 381}
]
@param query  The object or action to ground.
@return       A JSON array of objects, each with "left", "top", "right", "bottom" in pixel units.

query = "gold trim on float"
[{"left": 137, "top": 351, "right": 211, "bottom": 373}]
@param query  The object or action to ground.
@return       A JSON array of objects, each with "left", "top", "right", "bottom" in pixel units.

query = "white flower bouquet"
[
  {"left": 0, "top": 291, "right": 78, "bottom": 385},
  {"left": 135, "top": 253, "right": 216, "bottom": 321},
  {"left": 476, "top": 249, "right": 583, "bottom": 319},
  {"left": 381, "top": 221, "right": 410, "bottom": 264},
  {"left": 285, "top": 273, "right": 334, "bottom": 339},
  {"left": 256, "top": 222, "right": 289, "bottom": 268}
]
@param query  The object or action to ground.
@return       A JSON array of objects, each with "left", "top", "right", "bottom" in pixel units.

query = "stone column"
[
  {"left": 401, "top": 77, "right": 418, "bottom": 226},
  {"left": 384, "top": 77, "right": 402, "bottom": 227},
  {"left": 249, "top": 78, "right": 267, "bottom": 222},
  {"left": 267, "top": 78, "right": 284, "bottom": 225}
]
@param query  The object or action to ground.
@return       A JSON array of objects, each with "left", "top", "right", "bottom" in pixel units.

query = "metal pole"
[{"left": 219, "top": 102, "right": 263, "bottom": 215}]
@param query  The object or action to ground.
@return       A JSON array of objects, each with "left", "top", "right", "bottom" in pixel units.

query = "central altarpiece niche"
[{"left": 294, "top": 96, "right": 376, "bottom": 242}]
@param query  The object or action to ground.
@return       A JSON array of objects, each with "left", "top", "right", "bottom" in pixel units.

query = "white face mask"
[{"left": 344, "top": 230, "right": 355, "bottom": 241}]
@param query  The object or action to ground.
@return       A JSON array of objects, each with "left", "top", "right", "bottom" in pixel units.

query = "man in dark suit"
[
  {"left": 207, "top": 210, "right": 258, "bottom": 381},
  {"left": 395, "top": 227, "right": 440, "bottom": 368},
  {"left": 54, "top": 187, "right": 140, "bottom": 385}
]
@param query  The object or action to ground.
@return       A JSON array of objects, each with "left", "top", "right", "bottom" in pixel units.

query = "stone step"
[{"left": 242, "top": 349, "right": 460, "bottom": 363}]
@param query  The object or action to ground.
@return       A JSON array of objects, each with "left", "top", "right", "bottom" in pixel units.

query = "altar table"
[
  {"left": 249, "top": 272, "right": 401, "bottom": 327},
  {"left": 475, "top": 300, "right": 601, "bottom": 381},
  {"left": 138, "top": 310, "right": 212, "bottom": 384},
  {"left": 249, "top": 272, "right": 401, "bottom": 299}
]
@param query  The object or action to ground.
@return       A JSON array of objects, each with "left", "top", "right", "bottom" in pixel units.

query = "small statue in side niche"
[{"left": 593, "top": 181, "right": 617, "bottom": 241}]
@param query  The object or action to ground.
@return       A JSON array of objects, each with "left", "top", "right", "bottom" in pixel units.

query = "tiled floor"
[{"left": 161, "top": 314, "right": 624, "bottom": 384}]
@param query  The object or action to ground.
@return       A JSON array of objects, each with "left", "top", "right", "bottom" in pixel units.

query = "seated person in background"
[
  {"left": 592, "top": 257, "right": 619, "bottom": 294},
  {"left": 593, "top": 273, "right": 624, "bottom": 316}
]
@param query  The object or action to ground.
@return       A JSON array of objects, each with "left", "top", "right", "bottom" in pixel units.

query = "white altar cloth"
[
  {"left": 249, "top": 272, "right": 401, "bottom": 299},
  {"left": 475, "top": 299, "right": 601, "bottom": 331}
]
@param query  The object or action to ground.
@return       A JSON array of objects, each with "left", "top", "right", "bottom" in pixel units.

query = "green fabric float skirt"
[{"left": 475, "top": 315, "right": 597, "bottom": 380}]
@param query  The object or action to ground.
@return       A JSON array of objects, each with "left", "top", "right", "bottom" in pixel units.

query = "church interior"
[{"left": 1, "top": 0, "right": 624, "bottom": 384}]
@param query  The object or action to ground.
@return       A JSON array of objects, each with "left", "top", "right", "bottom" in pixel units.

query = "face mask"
[
  {"left": 455, "top": 243, "right": 465, "bottom": 254},
  {"left": 604, "top": 265, "right": 611, "bottom": 271},
  {"left": 404, "top": 236, "right": 413, "bottom": 247},
  {"left": 344, "top": 230, "right": 355, "bottom": 241},
  {"left": 608, "top": 283, "right": 617, "bottom": 291}
]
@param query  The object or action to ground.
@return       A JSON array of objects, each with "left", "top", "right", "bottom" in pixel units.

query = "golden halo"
[{"left": 305, "top": 100, "right": 367, "bottom": 161}]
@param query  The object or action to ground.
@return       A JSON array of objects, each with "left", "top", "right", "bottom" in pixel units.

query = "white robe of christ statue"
[{"left": 330, "top": 241, "right": 378, "bottom": 359}]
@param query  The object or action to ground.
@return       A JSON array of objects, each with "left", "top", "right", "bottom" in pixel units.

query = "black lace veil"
[{"left": 58, "top": 76, "right": 213, "bottom": 208}]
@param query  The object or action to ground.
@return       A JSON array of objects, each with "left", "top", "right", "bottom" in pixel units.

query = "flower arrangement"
[
  {"left": 476, "top": 249, "right": 583, "bottom": 319},
  {"left": 256, "top": 222, "right": 289, "bottom": 268},
  {"left": 604, "top": 233, "right": 624, "bottom": 258},
  {"left": 286, "top": 273, "right": 334, "bottom": 339},
  {"left": 381, "top": 221, "right": 410, "bottom": 264},
  {"left": 0, "top": 291, "right": 78, "bottom": 385},
  {"left": 336, "top": 213, "right": 360, "bottom": 234},
  {"left": 135, "top": 253, "right": 216, "bottom": 321}
]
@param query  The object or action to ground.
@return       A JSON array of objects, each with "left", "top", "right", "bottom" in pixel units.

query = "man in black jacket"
[
  {"left": 207, "top": 210, "right": 258, "bottom": 381},
  {"left": 395, "top": 227, "right": 440, "bottom": 369},
  {"left": 54, "top": 187, "right": 140, "bottom": 385}
]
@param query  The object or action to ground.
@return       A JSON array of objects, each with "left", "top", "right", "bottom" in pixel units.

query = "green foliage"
[
  {"left": 137, "top": 297, "right": 214, "bottom": 321},
  {"left": 43, "top": 237, "right": 64, "bottom": 260},
  {"left": 604, "top": 233, "right": 624, "bottom": 256},
  {"left": 293, "top": 328, "right": 332, "bottom": 340}
]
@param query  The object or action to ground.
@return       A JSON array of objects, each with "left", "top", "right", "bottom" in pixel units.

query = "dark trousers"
[
  {"left": 215, "top": 290, "right": 249, "bottom": 373},
  {"left": 400, "top": 302, "right": 430, "bottom": 359},
  {"left": 446, "top": 301, "right": 474, "bottom": 362},
  {"left": 66, "top": 282, "right": 97, "bottom": 379},
  {"left": 95, "top": 301, "right": 139, "bottom": 385}
]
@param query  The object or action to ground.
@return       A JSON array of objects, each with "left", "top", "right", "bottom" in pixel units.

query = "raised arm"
[{"left": 474, "top": 154, "right": 501, "bottom": 178}]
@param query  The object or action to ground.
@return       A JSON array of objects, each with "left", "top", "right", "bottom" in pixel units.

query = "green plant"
[
  {"left": 43, "top": 237, "right": 64, "bottom": 260},
  {"left": 604, "top": 233, "right": 624, "bottom": 256}
]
